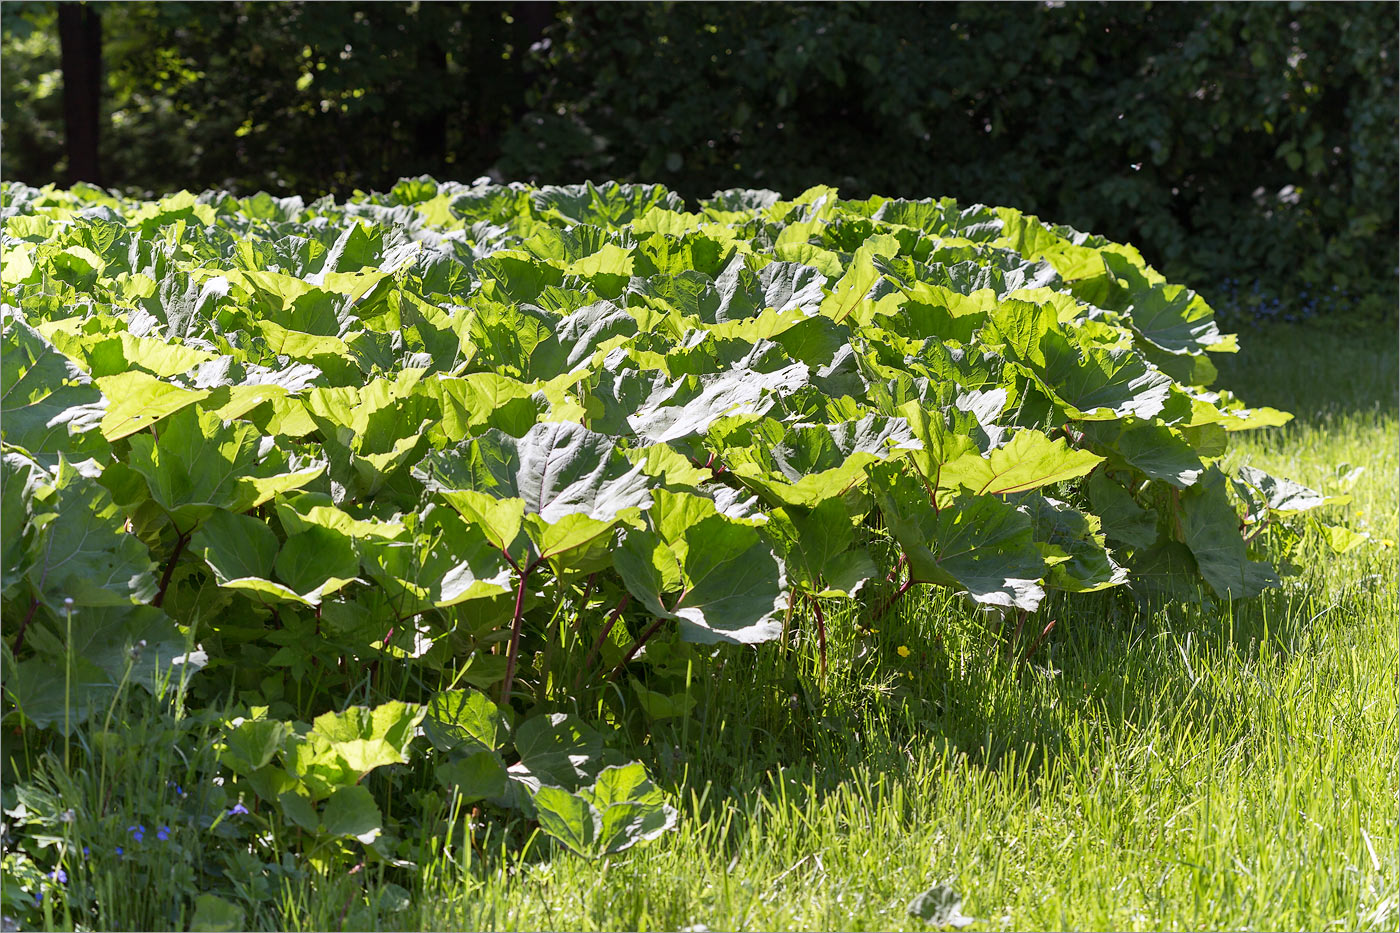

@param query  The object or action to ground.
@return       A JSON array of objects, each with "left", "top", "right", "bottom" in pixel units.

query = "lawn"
[{"left": 392, "top": 322, "right": 1396, "bottom": 933}]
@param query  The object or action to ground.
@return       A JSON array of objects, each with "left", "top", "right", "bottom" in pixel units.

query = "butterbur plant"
[{"left": 0, "top": 177, "right": 1354, "bottom": 926}]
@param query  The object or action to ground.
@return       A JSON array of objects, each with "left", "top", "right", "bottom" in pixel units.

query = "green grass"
[{"left": 11, "top": 323, "right": 1397, "bottom": 931}]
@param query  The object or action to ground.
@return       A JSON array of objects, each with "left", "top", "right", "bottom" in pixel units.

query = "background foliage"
[{"left": 2, "top": 0, "right": 1397, "bottom": 318}]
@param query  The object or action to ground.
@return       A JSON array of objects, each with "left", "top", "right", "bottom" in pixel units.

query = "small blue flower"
[
  {"left": 33, "top": 892, "right": 42, "bottom": 906},
  {"left": 128, "top": 824, "right": 145, "bottom": 843},
  {"left": 114, "top": 846, "right": 123, "bottom": 857},
  {"left": 82, "top": 847, "right": 89, "bottom": 858},
  {"left": 49, "top": 868, "right": 66, "bottom": 884},
  {"left": 156, "top": 825, "right": 170, "bottom": 842},
  {"left": 228, "top": 803, "right": 249, "bottom": 816}
]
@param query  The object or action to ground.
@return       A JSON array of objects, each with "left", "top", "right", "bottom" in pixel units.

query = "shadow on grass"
[
  {"left": 610, "top": 541, "right": 1383, "bottom": 867},
  {"left": 1216, "top": 320, "right": 1397, "bottom": 423}
]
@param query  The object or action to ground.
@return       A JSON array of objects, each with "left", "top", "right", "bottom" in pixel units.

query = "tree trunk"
[
  {"left": 512, "top": 1, "right": 555, "bottom": 50},
  {"left": 57, "top": 2, "right": 103, "bottom": 185},
  {"left": 413, "top": 40, "right": 450, "bottom": 175}
]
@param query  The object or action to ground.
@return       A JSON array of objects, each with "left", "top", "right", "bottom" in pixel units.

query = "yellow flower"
[
  {"left": 1381, "top": 538, "right": 1396, "bottom": 549},
  {"left": 897, "top": 645, "right": 911, "bottom": 658}
]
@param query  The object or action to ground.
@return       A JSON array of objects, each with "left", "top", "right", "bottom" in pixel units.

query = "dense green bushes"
[
  {"left": 2, "top": 1, "right": 1395, "bottom": 318},
  {"left": 503, "top": 2, "right": 1398, "bottom": 321}
]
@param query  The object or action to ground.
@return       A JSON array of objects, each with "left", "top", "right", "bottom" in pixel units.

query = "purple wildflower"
[
  {"left": 156, "top": 826, "right": 170, "bottom": 842},
  {"left": 49, "top": 868, "right": 66, "bottom": 883},
  {"left": 128, "top": 824, "right": 145, "bottom": 843},
  {"left": 228, "top": 803, "right": 249, "bottom": 816}
]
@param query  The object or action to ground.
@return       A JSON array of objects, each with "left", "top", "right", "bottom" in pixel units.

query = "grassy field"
[
  {"left": 12, "top": 322, "right": 1397, "bottom": 932},
  {"left": 398, "top": 321, "right": 1397, "bottom": 933}
]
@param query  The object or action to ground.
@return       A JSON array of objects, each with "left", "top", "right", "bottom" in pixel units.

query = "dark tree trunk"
[
  {"left": 512, "top": 1, "right": 555, "bottom": 49},
  {"left": 413, "top": 40, "right": 450, "bottom": 174},
  {"left": 57, "top": 2, "right": 103, "bottom": 185}
]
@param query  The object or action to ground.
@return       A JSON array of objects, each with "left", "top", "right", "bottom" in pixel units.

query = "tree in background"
[
  {"left": 500, "top": 2, "right": 1398, "bottom": 320},
  {"left": 56, "top": 1, "right": 101, "bottom": 184},
  {"left": 2, "top": 0, "right": 1394, "bottom": 320},
  {"left": 3, "top": 1, "right": 554, "bottom": 195}
]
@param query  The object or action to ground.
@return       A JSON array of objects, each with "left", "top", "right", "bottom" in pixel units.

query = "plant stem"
[
  {"left": 1243, "top": 516, "right": 1272, "bottom": 546},
  {"left": 575, "top": 594, "right": 629, "bottom": 692},
  {"left": 1007, "top": 608, "right": 1028, "bottom": 662},
  {"left": 152, "top": 530, "right": 191, "bottom": 608},
  {"left": 64, "top": 601, "right": 72, "bottom": 772},
  {"left": 1023, "top": 617, "right": 1057, "bottom": 663},
  {"left": 608, "top": 616, "right": 666, "bottom": 682},
  {"left": 499, "top": 561, "right": 533, "bottom": 706},
  {"left": 872, "top": 575, "right": 914, "bottom": 622},
  {"left": 12, "top": 597, "right": 39, "bottom": 654},
  {"left": 537, "top": 576, "right": 573, "bottom": 703},
  {"left": 884, "top": 553, "right": 908, "bottom": 585},
  {"left": 570, "top": 573, "right": 598, "bottom": 633},
  {"left": 810, "top": 596, "right": 828, "bottom": 678}
]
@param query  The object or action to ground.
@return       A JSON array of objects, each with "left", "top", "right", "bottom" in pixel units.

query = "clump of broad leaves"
[{"left": 0, "top": 178, "right": 1348, "bottom": 913}]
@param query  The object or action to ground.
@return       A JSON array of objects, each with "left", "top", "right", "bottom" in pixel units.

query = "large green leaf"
[
  {"left": 274, "top": 524, "right": 360, "bottom": 597},
  {"left": 1080, "top": 419, "right": 1204, "bottom": 489},
  {"left": 421, "top": 422, "right": 651, "bottom": 525},
  {"left": 1015, "top": 493, "right": 1127, "bottom": 593},
  {"left": 96, "top": 371, "right": 210, "bottom": 441},
  {"left": 1085, "top": 471, "right": 1159, "bottom": 548},
  {"left": 3, "top": 382, "right": 110, "bottom": 462},
  {"left": 938, "top": 429, "right": 1103, "bottom": 496},
  {"left": 309, "top": 701, "right": 426, "bottom": 776},
  {"left": 989, "top": 300, "right": 1172, "bottom": 421},
  {"left": 1179, "top": 468, "right": 1278, "bottom": 599},
  {"left": 126, "top": 405, "right": 320, "bottom": 532},
  {"left": 2, "top": 655, "right": 116, "bottom": 733},
  {"left": 613, "top": 489, "right": 788, "bottom": 645},
  {"left": 1107, "top": 252, "right": 1236, "bottom": 356},
  {"left": 715, "top": 256, "right": 828, "bottom": 322},
  {"left": 871, "top": 464, "right": 1046, "bottom": 611},
  {"left": 429, "top": 372, "right": 547, "bottom": 442},
  {"left": 1232, "top": 465, "right": 1345, "bottom": 519},
  {"left": 531, "top": 761, "right": 677, "bottom": 858},
  {"left": 320, "top": 784, "right": 383, "bottom": 844},
  {"left": 192, "top": 510, "right": 278, "bottom": 582},
  {"left": 436, "top": 750, "right": 509, "bottom": 802},
  {"left": 18, "top": 456, "right": 157, "bottom": 610},
  {"left": 220, "top": 718, "right": 292, "bottom": 775},
  {"left": 627, "top": 363, "right": 811, "bottom": 444},
  {"left": 723, "top": 414, "right": 917, "bottom": 508},
  {"left": 190, "top": 895, "right": 246, "bottom": 933},
  {"left": 508, "top": 713, "right": 616, "bottom": 794},
  {"left": 423, "top": 688, "right": 507, "bottom": 753},
  {"left": 195, "top": 510, "right": 360, "bottom": 605},
  {"left": 1, "top": 447, "right": 49, "bottom": 600},
  {"left": 764, "top": 499, "right": 877, "bottom": 598},
  {"left": 897, "top": 397, "right": 983, "bottom": 483}
]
